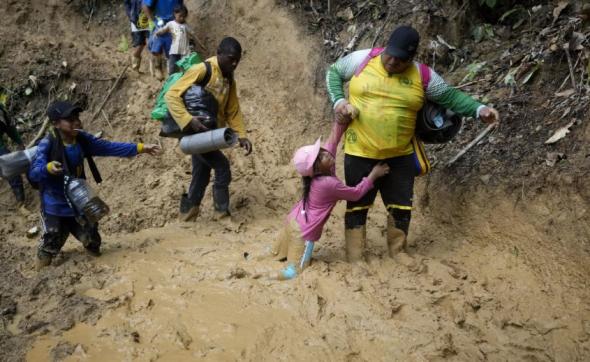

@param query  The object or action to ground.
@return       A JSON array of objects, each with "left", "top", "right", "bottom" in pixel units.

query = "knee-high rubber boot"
[
  {"left": 387, "top": 215, "right": 407, "bottom": 258},
  {"left": 213, "top": 187, "right": 230, "bottom": 217},
  {"left": 345, "top": 226, "right": 366, "bottom": 262},
  {"left": 270, "top": 227, "right": 290, "bottom": 261},
  {"left": 276, "top": 239, "right": 314, "bottom": 280},
  {"left": 151, "top": 54, "right": 164, "bottom": 80},
  {"left": 179, "top": 193, "right": 199, "bottom": 222},
  {"left": 131, "top": 55, "right": 141, "bottom": 71}
]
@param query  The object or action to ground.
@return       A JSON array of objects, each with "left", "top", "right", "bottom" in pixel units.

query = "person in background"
[
  {"left": 0, "top": 104, "right": 28, "bottom": 215},
  {"left": 124, "top": 0, "right": 151, "bottom": 72},
  {"left": 143, "top": 0, "right": 184, "bottom": 80},
  {"left": 155, "top": 5, "right": 205, "bottom": 75}
]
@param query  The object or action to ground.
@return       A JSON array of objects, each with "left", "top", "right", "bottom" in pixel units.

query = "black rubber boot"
[
  {"left": 212, "top": 187, "right": 230, "bottom": 215},
  {"left": 36, "top": 251, "right": 53, "bottom": 271},
  {"left": 12, "top": 185, "right": 25, "bottom": 203},
  {"left": 179, "top": 193, "right": 199, "bottom": 221}
]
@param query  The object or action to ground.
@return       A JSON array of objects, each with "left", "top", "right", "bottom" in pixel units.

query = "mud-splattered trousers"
[
  {"left": 188, "top": 150, "right": 231, "bottom": 212},
  {"left": 344, "top": 153, "right": 416, "bottom": 234},
  {"left": 38, "top": 214, "right": 101, "bottom": 258}
]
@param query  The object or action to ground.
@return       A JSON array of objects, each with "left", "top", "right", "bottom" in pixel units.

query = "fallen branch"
[
  {"left": 455, "top": 79, "right": 483, "bottom": 89},
  {"left": 564, "top": 47, "right": 577, "bottom": 91},
  {"left": 27, "top": 117, "right": 50, "bottom": 148},
  {"left": 371, "top": 11, "right": 392, "bottom": 47},
  {"left": 86, "top": 5, "right": 95, "bottom": 30},
  {"left": 91, "top": 64, "right": 129, "bottom": 122},
  {"left": 309, "top": 0, "right": 319, "bottom": 16},
  {"left": 101, "top": 109, "right": 114, "bottom": 133},
  {"left": 343, "top": 26, "right": 368, "bottom": 56},
  {"left": 556, "top": 53, "right": 580, "bottom": 92},
  {"left": 447, "top": 123, "right": 498, "bottom": 166}
]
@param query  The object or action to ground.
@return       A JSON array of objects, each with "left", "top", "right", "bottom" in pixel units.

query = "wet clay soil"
[{"left": 1, "top": 0, "right": 589, "bottom": 360}]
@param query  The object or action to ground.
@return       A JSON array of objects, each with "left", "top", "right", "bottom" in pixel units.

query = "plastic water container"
[
  {"left": 179, "top": 127, "right": 238, "bottom": 155},
  {"left": 0, "top": 146, "right": 38, "bottom": 179},
  {"left": 66, "top": 178, "right": 110, "bottom": 223}
]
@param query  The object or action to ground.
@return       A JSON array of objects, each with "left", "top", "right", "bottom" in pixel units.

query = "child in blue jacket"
[{"left": 29, "top": 101, "right": 160, "bottom": 269}]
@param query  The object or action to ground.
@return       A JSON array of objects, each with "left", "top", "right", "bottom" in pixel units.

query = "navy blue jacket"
[{"left": 29, "top": 131, "right": 138, "bottom": 217}]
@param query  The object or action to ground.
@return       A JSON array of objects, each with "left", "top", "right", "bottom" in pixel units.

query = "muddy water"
[
  {"left": 2, "top": 0, "right": 589, "bottom": 359},
  {"left": 26, "top": 225, "right": 317, "bottom": 360},
  {"left": 23, "top": 207, "right": 590, "bottom": 361}
]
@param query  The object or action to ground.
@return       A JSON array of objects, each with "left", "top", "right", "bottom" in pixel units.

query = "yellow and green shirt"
[
  {"left": 165, "top": 56, "right": 246, "bottom": 137},
  {"left": 326, "top": 49, "right": 485, "bottom": 160}
]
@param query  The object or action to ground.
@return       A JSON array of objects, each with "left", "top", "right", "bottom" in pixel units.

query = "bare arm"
[{"left": 155, "top": 25, "right": 170, "bottom": 36}]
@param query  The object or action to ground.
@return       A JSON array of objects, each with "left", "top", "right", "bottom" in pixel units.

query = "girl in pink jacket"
[{"left": 271, "top": 121, "right": 389, "bottom": 280}]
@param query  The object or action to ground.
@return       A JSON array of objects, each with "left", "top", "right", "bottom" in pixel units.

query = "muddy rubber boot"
[
  {"left": 179, "top": 193, "right": 199, "bottom": 222},
  {"left": 85, "top": 243, "right": 101, "bottom": 257},
  {"left": 387, "top": 215, "right": 418, "bottom": 269},
  {"left": 270, "top": 229, "right": 289, "bottom": 261},
  {"left": 152, "top": 55, "right": 164, "bottom": 80},
  {"left": 387, "top": 215, "right": 407, "bottom": 258},
  {"left": 17, "top": 202, "right": 30, "bottom": 217},
  {"left": 131, "top": 55, "right": 141, "bottom": 71},
  {"left": 36, "top": 254, "right": 52, "bottom": 271},
  {"left": 276, "top": 239, "right": 313, "bottom": 280},
  {"left": 345, "top": 226, "right": 366, "bottom": 263},
  {"left": 212, "top": 187, "right": 231, "bottom": 220}
]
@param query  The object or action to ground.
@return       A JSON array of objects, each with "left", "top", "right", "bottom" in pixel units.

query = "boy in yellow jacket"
[{"left": 165, "top": 37, "right": 253, "bottom": 221}]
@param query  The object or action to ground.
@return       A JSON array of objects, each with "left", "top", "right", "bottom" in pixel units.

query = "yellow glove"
[{"left": 47, "top": 161, "right": 63, "bottom": 175}]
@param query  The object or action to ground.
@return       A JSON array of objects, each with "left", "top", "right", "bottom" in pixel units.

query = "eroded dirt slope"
[{"left": 0, "top": 0, "right": 589, "bottom": 361}]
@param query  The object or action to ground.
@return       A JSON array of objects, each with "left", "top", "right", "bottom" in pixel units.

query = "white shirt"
[{"left": 161, "top": 20, "right": 191, "bottom": 55}]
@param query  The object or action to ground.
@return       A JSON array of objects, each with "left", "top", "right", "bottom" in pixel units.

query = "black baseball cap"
[
  {"left": 47, "top": 101, "right": 83, "bottom": 122},
  {"left": 385, "top": 26, "right": 420, "bottom": 61}
]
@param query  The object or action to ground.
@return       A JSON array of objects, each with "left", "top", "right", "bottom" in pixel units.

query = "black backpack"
[{"left": 159, "top": 61, "right": 219, "bottom": 138}]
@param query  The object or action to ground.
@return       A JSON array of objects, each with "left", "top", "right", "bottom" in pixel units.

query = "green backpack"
[{"left": 151, "top": 52, "right": 203, "bottom": 120}]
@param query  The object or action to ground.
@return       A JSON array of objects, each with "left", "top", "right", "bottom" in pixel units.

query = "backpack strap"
[
  {"left": 48, "top": 130, "right": 102, "bottom": 184},
  {"left": 197, "top": 61, "right": 212, "bottom": 87},
  {"left": 77, "top": 135, "right": 102, "bottom": 184},
  {"left": 418, "top": 63, "right": 431, "bottom": 92},
  {"left": 354, "top": 48, "right": 385, "bottom": 77}
]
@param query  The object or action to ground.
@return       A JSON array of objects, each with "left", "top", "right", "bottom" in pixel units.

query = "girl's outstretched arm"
[{"left": 323, "top": 121, "right": 347, "bottom": 157}]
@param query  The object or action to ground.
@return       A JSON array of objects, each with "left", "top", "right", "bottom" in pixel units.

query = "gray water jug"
[
  {"left": 0, "top": 146, "right": 38, "bottom": 179},
  {"left": 179, "top": 127, "right": 238, "bottom": 155},
  {"left": 66, "top": 178, "right": 110, "bottom": 224}
]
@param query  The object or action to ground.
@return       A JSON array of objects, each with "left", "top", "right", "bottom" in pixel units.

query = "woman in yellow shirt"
[{"left": 326, "top": 26, "right": 499, "bottom": 263}]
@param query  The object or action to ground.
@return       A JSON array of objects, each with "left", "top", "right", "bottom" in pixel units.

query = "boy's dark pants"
[
  {"left": 187, "top": 150, "right": 231, "bottom": 212},
  {"left": 168, "top": 54, "right": 182, "bottom": 75},
  {"left": 38, "top": 213, "right": 101, "bottom": 258},
  {"left": 0, "top": 145, "right": 25, "bottom": 203}
]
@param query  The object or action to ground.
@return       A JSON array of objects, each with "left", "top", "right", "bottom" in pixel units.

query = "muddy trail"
[{"left": 1, "top": 0, "right": 590, "bottom": 360}]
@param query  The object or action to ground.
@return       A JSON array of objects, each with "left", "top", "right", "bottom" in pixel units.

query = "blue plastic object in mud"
[{"left": 280, "top": 264, "right": 298, "bottom": 280}]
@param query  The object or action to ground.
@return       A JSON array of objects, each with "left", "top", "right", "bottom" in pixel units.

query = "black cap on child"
[
  {"left": 47, "top": 101, "right": 83, "bottom": 122},
  {"left": 385, "top": 26, "right": 420, "bottom": 61}
]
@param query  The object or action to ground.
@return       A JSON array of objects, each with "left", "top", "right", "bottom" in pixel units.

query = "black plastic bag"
[{"left": 159, "top": 85, "right": 219, "bottom": 138}]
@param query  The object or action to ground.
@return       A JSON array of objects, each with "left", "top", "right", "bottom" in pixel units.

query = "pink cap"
[{"left": 293, "top": 137, "right": 321, "bottom": 177}]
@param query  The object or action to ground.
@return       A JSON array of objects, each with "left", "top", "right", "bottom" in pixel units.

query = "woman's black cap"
[{"left": 385, "top": 26, "right": 420, "bottom": 60}]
